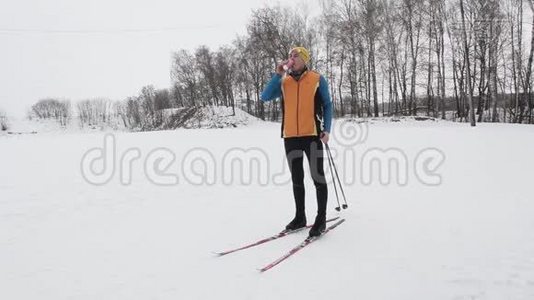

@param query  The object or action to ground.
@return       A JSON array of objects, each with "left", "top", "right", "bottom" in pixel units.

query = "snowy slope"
[
  {"left": 161, "top": 106, "right": 261, "bottom": 129},
  {"left": 1, "top": 119, "right": 534, "bottom": 299}
]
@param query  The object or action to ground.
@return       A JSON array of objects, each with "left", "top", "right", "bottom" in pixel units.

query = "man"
[{"left": 260, "top": 47, "right": 333, "bottom": 237}]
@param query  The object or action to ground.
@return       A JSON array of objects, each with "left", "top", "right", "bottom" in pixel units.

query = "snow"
[
  {"left": 0, "top": 106, "right": 259, "bottom": 137},
  {"left": 1, "top": 118, "right": 534, "bottom": 299},
  {"left": 0, "top": 117, "right": 120, "bottom": 136}
]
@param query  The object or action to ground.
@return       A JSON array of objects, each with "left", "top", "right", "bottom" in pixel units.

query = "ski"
[
  {"left": 259, "top": 218, "right": 346, "bottom": 273},
  {"left": 215, "top": 217, "right": 340, "bottom": 256}
]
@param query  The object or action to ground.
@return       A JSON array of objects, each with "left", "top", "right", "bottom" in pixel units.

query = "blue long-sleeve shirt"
[{"left": 260, "top": 73, "right": 333, "bottom": 133}]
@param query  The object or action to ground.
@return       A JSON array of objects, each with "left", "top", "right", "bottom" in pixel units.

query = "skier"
[{"left": 260, "top": 47, "right": 333, "bottom": 237}]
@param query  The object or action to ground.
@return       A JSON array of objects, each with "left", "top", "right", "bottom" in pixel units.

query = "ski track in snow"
[{"left": 1, "top": 120, "right": 534, "bottom": 299}]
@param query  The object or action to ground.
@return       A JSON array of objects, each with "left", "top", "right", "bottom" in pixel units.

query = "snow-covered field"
[{"left": 1, "top": 119, "right": 534, "bottom": 299}]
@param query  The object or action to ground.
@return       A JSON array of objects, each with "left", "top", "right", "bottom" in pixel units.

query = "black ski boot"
[
  {"left": 308, "top": 214, "right": 326, "bottom": 237},
  {"left": 285, "top": 215, "right": 307, "bottom": 231}
]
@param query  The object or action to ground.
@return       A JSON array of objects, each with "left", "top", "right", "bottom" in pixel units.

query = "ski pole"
[
  {"left": 325, "top": 143, "right": 341, "bottom": 211},
  {"left": 325, "top": 143, "right": 348, "bottom": 209}
]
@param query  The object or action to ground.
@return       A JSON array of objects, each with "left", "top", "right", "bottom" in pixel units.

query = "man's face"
[{"left": 289, "top": 50, "right": 306, "bottom": 72}]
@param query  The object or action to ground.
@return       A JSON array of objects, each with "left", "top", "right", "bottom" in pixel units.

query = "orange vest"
[{"left": 281, "top": 71, "right": 321, "bottom": 138}]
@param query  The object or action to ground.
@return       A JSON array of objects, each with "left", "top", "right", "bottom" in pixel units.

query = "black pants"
[{"left": 284, "top": 136, "right": 328, "bottom": 219}]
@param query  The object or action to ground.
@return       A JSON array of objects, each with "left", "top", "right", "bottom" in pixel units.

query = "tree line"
[
  {"left": 29, "top": 0, "right": 534, "bottom": 128},
  {"left": 170, "top": 0, "right": 534, "bottom": 126},
  {"left": 28, "top": 86, "right": 175, "bottom": 130}
]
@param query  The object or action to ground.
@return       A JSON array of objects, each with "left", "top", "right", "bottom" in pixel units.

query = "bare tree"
[
  {"left": 195, "top": 46, "right": 220, "bottom": 106},
  {"left": 460, "top": 0, "right": 477, "bottom": 126},
  {"left": 154, "top": 89, "right": 172, "bottom": 111},
  {"left": 233, "top": 36, "right": 255, "bottom": 115},
  {"left": 214, "top": 46, "right": 238, "bottom": 115},
  {"left": 524, "top": 0, "right": 534, "bottom": 123},
  {"left": 359, "top": 0, "right": 383, "bottom": 117},
  {"left": 171, "top": 50, "right": 200, "bottom": 107}
]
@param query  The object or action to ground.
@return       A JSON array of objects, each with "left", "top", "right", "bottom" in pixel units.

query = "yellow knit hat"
[{"left": 289, "top": 47, "right": 310, "bottom": 64}]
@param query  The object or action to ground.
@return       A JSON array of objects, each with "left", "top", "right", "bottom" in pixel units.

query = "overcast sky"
[{"left": 0, "top": 0, "right": 315, "bottom": 117}]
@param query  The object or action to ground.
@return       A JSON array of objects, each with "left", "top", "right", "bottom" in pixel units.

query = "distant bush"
[
  {"left": 0, "top": 110, "right": 8, "bottom": 131},
  {"left": 76, "top": 98, "right": 113, "bottom": 127},
  {"left": 29, "top": 98, "right": 71, "bottom": 126}
]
